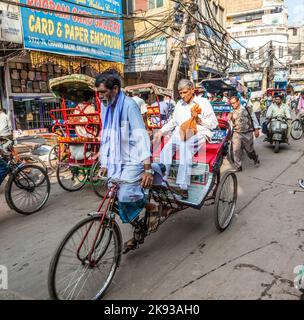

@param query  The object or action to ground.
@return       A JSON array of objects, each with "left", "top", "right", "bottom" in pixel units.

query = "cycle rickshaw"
[
  {"left": 49, "top": 74, "right": 105, "bottom": 196},
  {"left": 124, "top": 83, "right": 174, "bottom": 130},
  {"left": 48, "top": 95, "right": 238, "bottom": 300}
]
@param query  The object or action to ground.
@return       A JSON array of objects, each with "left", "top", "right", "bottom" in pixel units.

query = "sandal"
[
  {"left": 159, "top": 206, "right": 174, "bottom": 223},
  {"left": 147, "top": 212, "right": 160, "bottom": 233},
  {"left": 122, "top": 238, "right": 138, "bottom": 254}
]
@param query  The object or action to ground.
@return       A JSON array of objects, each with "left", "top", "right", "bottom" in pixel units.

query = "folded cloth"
[
  {"left": 179, "top": 103, "right": 202, "bottom": 141},
  {"left": 118, "top": 197, "right": 147, "bottom": 223}
]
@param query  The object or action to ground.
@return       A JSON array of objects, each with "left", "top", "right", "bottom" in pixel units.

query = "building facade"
[
  {"left": 123, "top": 0, "right": 228, "bottom": 88},
  {"left": 288, "top": 25, "right": 304, "bottom": 89},
  {"left": 227, "top": 0, "right": 289, "bottom": 92}
]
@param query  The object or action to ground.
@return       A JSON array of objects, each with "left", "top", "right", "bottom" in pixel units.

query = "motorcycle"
[{"left": 266, "top": 116, "right": 289, "bottom": 153}]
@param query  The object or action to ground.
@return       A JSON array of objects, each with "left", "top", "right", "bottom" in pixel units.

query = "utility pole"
[
  {"left": 267, "top": 40, "right": 274, "bottom": 88},
  {"left": 167, "top": 10, "right": 189, "bottom": 90}
]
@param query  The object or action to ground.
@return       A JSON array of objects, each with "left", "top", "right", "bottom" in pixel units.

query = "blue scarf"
[{"left": 100, "top": 91, "right": 125, "bottom": 179}]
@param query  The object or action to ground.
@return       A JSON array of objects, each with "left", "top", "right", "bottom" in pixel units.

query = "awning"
[
  {"left": 11, "top": 95, "right": 57, "bottom": 102},
  {"left": 198, "top": 66, "right": 225, "bottom": 77}
]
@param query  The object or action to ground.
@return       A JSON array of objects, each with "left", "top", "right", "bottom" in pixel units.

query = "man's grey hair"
[{"left": 178, "top": 79, "right": 194, "bottom": 91}]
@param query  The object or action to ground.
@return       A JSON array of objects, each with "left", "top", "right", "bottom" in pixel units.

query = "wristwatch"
[{"left": 144, "top": 169, "right": 154, "bottom": 175}]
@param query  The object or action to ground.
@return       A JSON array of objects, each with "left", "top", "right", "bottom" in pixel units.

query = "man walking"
[{"left": 229, "top": 96, "right": 260, "bottom": 172}]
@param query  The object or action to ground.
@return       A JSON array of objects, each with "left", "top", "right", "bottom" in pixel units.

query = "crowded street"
[
  {"left": 1, "top": 0, "right": 304, "bottom": 305},
  {"left": 0, "top": 130, "right": 303, "bottom": 300}
]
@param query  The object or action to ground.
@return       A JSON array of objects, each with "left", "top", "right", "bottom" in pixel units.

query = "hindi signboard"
[
  {"left": 125, "top": 37, "right": 167, "bottom": 73},
  {"left": 19, "top": 0, "right": 124, "bottom": 63},
  {"left": 0, "top": 3, "right": 22, "bottom": 43}
]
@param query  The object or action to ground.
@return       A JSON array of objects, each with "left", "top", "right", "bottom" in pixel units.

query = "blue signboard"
[
  {"left": 20, "top": 0, "right": 124, "bottom": 63},
  {"left": 211, "top": 103, "right": 233, "bottom": 113}
]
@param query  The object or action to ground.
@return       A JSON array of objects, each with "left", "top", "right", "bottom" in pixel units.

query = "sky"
[{"left": 285, "top": 0, "right": 304, "bottom": 26}]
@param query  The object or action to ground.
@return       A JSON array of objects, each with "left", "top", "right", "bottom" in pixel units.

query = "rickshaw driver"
[
  {"left": 96, "top": 71, "right": 160, "bottom": 253},
  {"left": 153, "top": 79, "right": 218, "bottom": 199}
]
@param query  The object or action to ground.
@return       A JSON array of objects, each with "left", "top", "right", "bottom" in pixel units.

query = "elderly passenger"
[{"left": 154, "top": 79, "right": 218, "bottom": 199}]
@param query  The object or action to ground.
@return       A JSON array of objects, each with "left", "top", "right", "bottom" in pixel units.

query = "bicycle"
[
  {"left": 291, "top": 113, "right": 304, "bottom": 140},
  {"left": 0, "top": 142, "right": 50, "bottom": 215}
]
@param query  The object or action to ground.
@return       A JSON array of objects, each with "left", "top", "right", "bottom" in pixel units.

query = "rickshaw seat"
[
  {"left": 153, "top": 126, "right": 228, "bottom": 169},
  {"left": 153, "top": 140, "right": 224, "bottom": 171}
]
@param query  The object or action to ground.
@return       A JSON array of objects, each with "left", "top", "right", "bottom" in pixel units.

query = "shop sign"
[
  {"left": 274, "top": 70, "right": 289, "bottom": 82},
  {"left": 19, "top": 0, "right": 124, "bottom": 63},
  {"left": 262, "top": 13, "right": 285, "bottom": 26},
  {"left": 0, "top": 3, "right": 22, "bottom": 43},
  {"left": 243, "top": 72, "right": 263, "bottom": 82},
  {"left": 171, "top": 33, "right": 196, "bottom": 49},
  {"left": 228, "top": 63, "right": 247, "bottom": 73},
  {"left": 246, "top": 81, "right": 260, "bottom": 89},
  {"left": 290, "top": 67, "right": 304, "bottom": 80},
  {"left": 125, "top": 38, "right": 167, "bottom": 73}
]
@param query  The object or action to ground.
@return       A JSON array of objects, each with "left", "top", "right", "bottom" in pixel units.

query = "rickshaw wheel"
[
  {"left": 214, "top": 171, "right": 237, "bottom": 232},
  {"left": 291, "top": 119, "right": 303, "bottom": 140},
  {"left": 48, "top": 144, "right": 59, "bottom": 171},
  {"left": 90, "top": 160, "right": 108, "bottom": 198},
  {"left": 226, "top": 141, "right": 235, "bottom": 167},
  {"left": 56, "top": 162, "right": 88, "bottom": 192}
]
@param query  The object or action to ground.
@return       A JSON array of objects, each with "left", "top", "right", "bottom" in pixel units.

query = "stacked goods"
[{"left": 57, "top": 136, "right": 100, "bottom": 143}]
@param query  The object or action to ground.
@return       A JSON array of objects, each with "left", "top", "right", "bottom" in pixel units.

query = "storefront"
[
  {"left": 6, "top": 51, "right": 123, "bottom": 131},
  {"left": 3, "top": 0, "right": 124, "bottom": 133},
  {"left": 273, "top": 70, "right": 289, "bottom": 90},
  {"left": 243, "top": 72, "right": 264, "bottom": 92}
]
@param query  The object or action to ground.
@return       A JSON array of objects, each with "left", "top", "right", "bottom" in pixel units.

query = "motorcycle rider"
[{"left": 263, "top": 94, "right": 291, "bottom": 142}]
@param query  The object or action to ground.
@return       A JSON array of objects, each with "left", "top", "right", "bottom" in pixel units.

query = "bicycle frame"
[{"left": 76, "top": 184, "right": 118, "bottom": 266}]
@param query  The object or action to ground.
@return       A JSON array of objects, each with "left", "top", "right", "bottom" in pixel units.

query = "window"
[
  {"left": 279, "top": 46, "right": 284, "bottom": 59},
  {"left": 123, "top": 0, "right": 133, "bottom": 15},
  {"left": 148, "top": 0, "right": 164, "bottom": 10},
  {"left": 259, "top": 47, "right": 264, "bottom": 60},
  {"left": 245, "top": 30, "right": 258, "bottom": 36},
  {"left": 234, "top": 49, "right": 241, "bottom": 60},
  {"left": 232, "top": 31, "right": 242, "bottom": 37},
  {"left": 246, "top": 51, "right": 254, "bottom": 60},
  {"left": 293, "top": 28, "right": 298, "bottom": 36}
]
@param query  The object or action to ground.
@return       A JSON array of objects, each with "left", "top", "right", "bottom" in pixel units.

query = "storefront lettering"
[
  {"left": 64, "top": 24, "right": 89, "bottom": 43},
  {"left": 28, "top": 15, "right": 55, "bottom": 36}
]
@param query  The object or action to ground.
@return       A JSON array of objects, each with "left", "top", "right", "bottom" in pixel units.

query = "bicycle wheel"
[
  {"left": 291, "top": 119, "right": 303, "bottom": 140},
  {"left": 48, "top": 215, "right": 122, "bottom": 300},
  {"left": 90, "top": 160, "right": 108, "bottom": 198},
  {"left": 226, "top": 140, "right": 235, "bottom": 167},
  {"left": 214, "top": 171, "right": 237, "bottom": 231},
  {"left": 56, "top": 161, "right": 88, "bottom": 192},
  {"left": 5, "top": 164, "right": 50, "bottom": 215},
  {"left": 48, "top": 144, "right": 59, "bottom": 171}
]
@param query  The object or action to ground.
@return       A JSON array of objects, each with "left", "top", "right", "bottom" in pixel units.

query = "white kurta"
[{"left": 159, "top": 96, "right": 218, "bottom": 189}]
